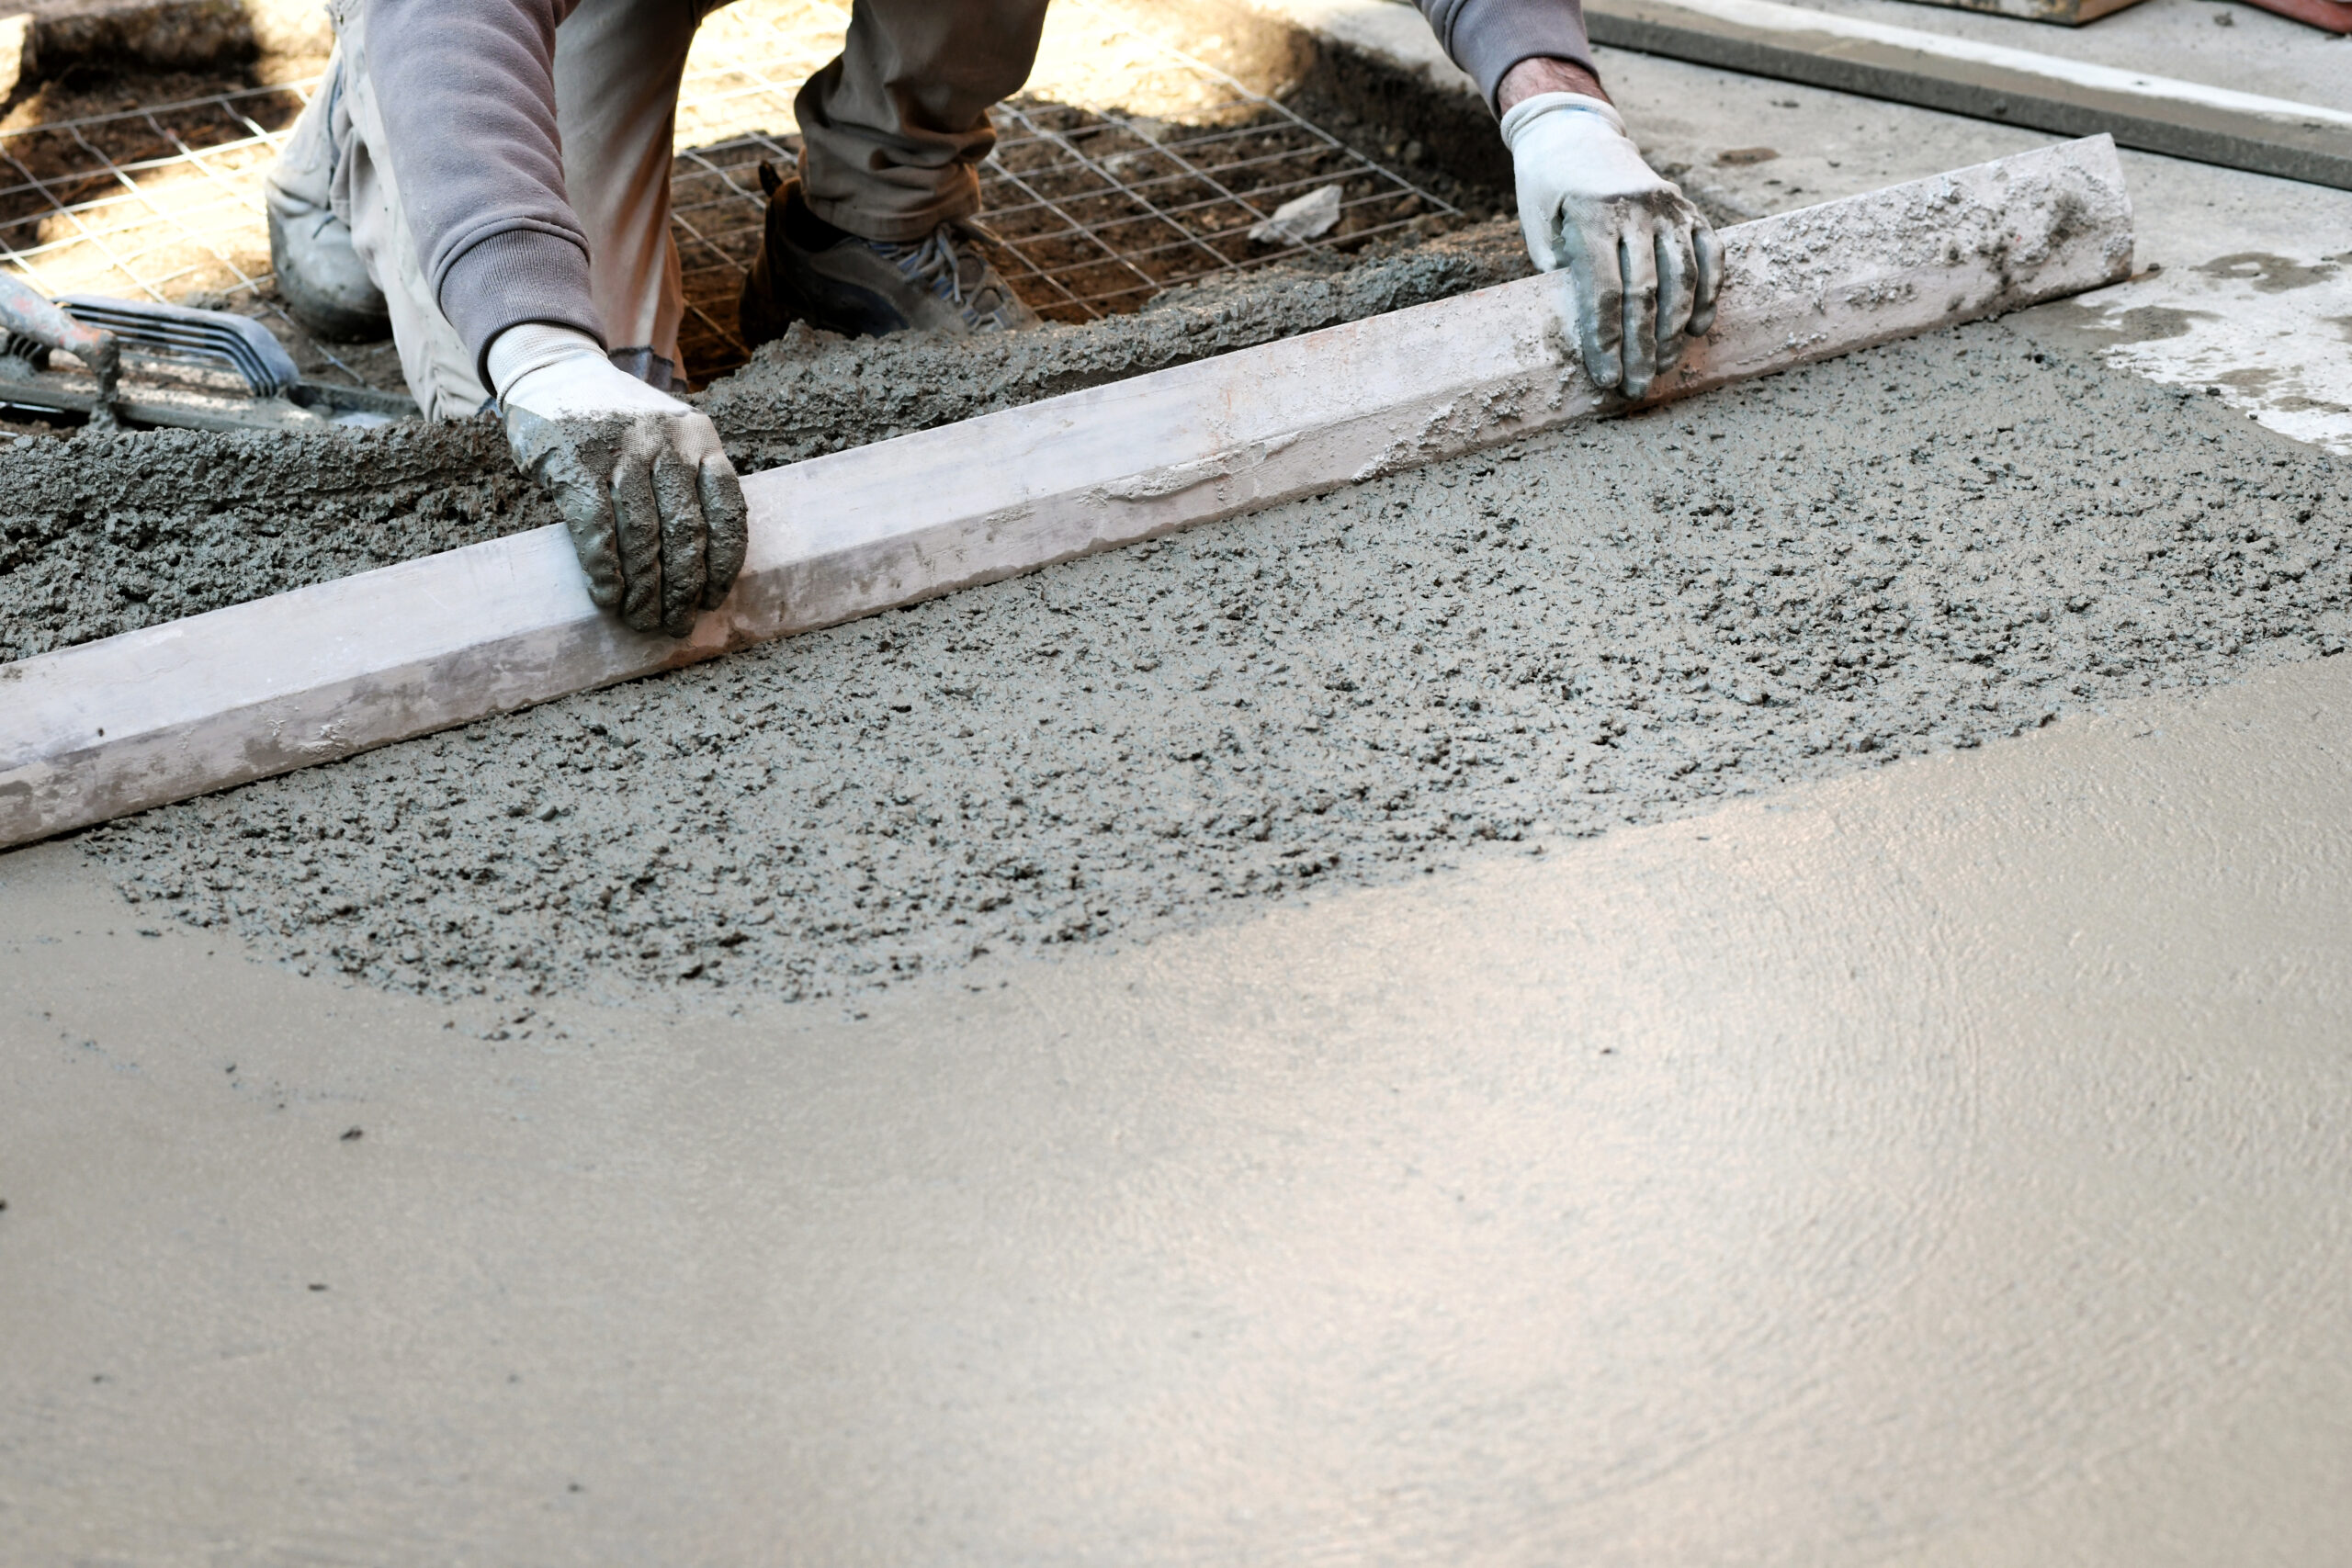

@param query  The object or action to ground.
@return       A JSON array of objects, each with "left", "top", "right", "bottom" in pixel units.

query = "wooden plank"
[
  {"left": 1585, "top": 0, "right": 2352, "bottom": 190},
  {"left": 0, "top": 136, "right": 2133, "bottom": 850}
]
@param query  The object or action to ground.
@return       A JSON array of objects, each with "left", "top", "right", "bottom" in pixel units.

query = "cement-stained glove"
[
  {"left": 491, "top": 323, "right": 749, "bottom": 637},
  {"left": 1501, "top": 92, "right": 1724, "bottom": 400}
]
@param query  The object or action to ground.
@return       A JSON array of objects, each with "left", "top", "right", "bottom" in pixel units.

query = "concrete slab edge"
[
  {"left": 1583, "top": 0, "right": 2352, "bottom": 189},
  {"left": 0, "top": 137, "right": 2133, "bottom": 849}
]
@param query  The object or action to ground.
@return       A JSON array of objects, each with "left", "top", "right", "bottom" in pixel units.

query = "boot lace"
[{"left": 870, "top": 223, "right": 1020, "bottom": 329}]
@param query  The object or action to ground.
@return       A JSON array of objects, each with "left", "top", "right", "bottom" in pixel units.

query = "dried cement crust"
[
  {"left": 81, "top": 321, "right": 2352, "bottom": 1015},
  {"left": 1666, "top": 146, "right": 2135, "bottom": 393}
]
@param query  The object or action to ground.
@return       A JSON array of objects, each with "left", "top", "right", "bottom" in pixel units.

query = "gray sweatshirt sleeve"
[
  {"left": 360, "top": 0, "right": 605, "bottom": 384},
  {"left": 1413, "top": 0, "right": 1595, "bottom": 108}
]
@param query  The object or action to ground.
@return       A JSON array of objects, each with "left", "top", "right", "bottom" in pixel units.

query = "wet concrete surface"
[
  {"left": 6, "top": 652, "right": 2349, "bottom": 1564},
  {"left": 7, "top": 13, "right": 2352, "bottom": 1552},
  {"left": 71, "top": 320, "right": 2352, "bottom": 1015}
]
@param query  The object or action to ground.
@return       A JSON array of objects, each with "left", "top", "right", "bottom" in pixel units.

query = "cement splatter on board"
[{"left": 82, "top": 321, "right": 2351, "bottom": 1013}]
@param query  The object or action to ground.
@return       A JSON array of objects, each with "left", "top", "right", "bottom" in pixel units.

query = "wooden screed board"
[{"left": 0, "top": 136, "right": 2133, "bottom": 849}]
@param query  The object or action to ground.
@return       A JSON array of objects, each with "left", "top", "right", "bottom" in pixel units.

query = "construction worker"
[{"left": 265, "top": 0, "right": 1720, "bottom": 637}]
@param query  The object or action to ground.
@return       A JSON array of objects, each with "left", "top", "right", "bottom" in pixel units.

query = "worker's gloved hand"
[
  {"left": 1501, "top": 91, "right": 1724, "bottom": 400},
  {"left": 490, "top": 322, "right": 749, "bottom": 637}
]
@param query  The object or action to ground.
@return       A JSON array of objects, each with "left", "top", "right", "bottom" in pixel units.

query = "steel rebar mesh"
[{"left": 1, "top": 0, "right": 1456, "bottom": 393}]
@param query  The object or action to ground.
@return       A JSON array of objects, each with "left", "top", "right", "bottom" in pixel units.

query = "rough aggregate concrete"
[
  {"left": 704, "top": 220, "right": 1530, "bottom": 467},
  {"left": 79, "top": 320, "right": 2352, "bottom": 1015},
  {"left": 0, "top": 417, "right": 541, "bottom": 663},
  {"left": 0, "top": 224, "right": 1529, "bottom": 662}
]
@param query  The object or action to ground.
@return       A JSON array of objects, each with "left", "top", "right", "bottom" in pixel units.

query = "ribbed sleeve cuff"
[
  {"left": 1442, "top": 0, "right": 1596, "bottom": 108},
  {"left": 435, "top": 225, "right": 605, "bottom": 388}
]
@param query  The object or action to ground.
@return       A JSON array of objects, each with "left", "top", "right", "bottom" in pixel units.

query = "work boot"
[
  {"left": 739, "top": 167, "right": 1040, "bottom": 348},
  {"left": 263, "top": 50, "right": 390, "bottom": 343}
]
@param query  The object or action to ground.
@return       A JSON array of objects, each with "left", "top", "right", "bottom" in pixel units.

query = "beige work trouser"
[{"left": 284, "top": 0, "right": 1052, "bottom": 417}]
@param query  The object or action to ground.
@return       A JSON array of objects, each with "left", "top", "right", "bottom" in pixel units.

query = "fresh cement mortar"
[
  {"left": 0, "top": 226, "right": 1528, "bottom": 662},
  {"left": 77, "top": 320, "right": 2352, "bottom": 1014},
  {"left": 703, "top": 222, "right": 1527, "bottom": 468}
]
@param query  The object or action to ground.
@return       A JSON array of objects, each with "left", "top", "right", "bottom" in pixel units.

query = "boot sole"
[{"left": 742, "top": 180, "right": 1014, "bottom": 344}]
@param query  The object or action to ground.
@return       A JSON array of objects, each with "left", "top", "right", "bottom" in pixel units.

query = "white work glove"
[
  {"left": 1500, "top": 92, "right": 1724, "bottom": 400},
  {"left": 491, "top": 323, "right": 750, "bottom": 637}
]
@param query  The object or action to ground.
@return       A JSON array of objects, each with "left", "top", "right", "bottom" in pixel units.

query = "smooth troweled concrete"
[{"left": 6, "top": 653, "right": 2350, "bottom": 1563}]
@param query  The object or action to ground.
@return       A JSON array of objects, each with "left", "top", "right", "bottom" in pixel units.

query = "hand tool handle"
[{"left": 0, "top": 272, "right": 120, "bottom": 412}]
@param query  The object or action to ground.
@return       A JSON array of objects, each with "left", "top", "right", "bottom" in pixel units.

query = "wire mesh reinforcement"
[{"left": 1, "top": 0, "right": 1458, "bottom": 393}]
